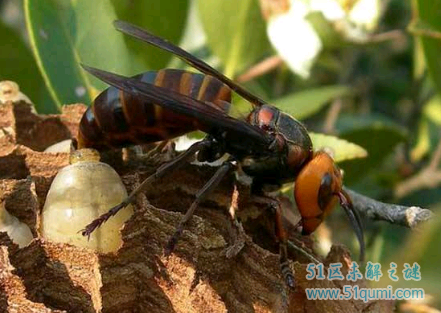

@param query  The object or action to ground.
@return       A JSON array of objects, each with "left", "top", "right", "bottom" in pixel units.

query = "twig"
[
  {"left": 344, "top": 188, "right": 433, "bottom": 228},
  {"left": 322, "top": 98, "right": 342, "bottom": 134},
  {"left": 395, "top": 137, "right": 441, "bottom": 199},
  {"left": 408, "top": 25, "right": 441, "bottom": 40},
  {"left": 236, "top": 55, "right": 283, "bottom": 83},
  {"left": 366, "top": 29, "right": 407, "bottom": 43},
  {"left": 395, "top": 169, "right": 441, "bottom": 199}
]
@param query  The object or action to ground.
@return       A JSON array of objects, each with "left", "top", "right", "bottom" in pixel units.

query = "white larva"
[
  {"left": 41, "top": 149, "right": 133, "bottom": 253},
  {"left": 0, "top": 201, "right": 33, "bottom": 248}
]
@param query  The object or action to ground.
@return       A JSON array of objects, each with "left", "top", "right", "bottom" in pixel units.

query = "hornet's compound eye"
[{"left": 318, "top": 172, "right": 334, "bottom": 211}]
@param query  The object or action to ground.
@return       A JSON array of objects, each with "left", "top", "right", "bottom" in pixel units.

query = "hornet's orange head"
[{"left": 294, "top": 151, "right": 365, "bottom": 260}]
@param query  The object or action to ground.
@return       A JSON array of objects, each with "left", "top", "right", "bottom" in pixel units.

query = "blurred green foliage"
[
  {"left": 0, "top": 16, "right": 50, "bottom": 111},
  {"left": 23, "top": 0, "right": 189, "bottom": 111},
  {"left": 273, "top": 85, "right": 351, "bottom": 120},
  {"left": 1, "top": 0, "right": 441, "bottom": 309},
  {"left": 414, "top": 0, "right": 441, "bottom": 96},
  {"left": 197, "top": 0, "right": 270, "bottom": 77}
]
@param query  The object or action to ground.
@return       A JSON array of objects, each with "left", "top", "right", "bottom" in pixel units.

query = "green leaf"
[
  {"left": 110, "top": 0, "right": 189, "bottom": 70},
  {"left": 411, "top": 117, "right": 430, "bottom": 162},
  {"left": 413, "top": 36, "right": 426, "bottom": 80},
  {"left": 336, "top": 115, "right": 407, "bottom": 184},
  {"left": 24, "top": 0, "right": 139, "bottom": 109},
  {"left": 423, "top": 94, "right": 441, "bottom": 125},
  {"left": 272, "top": 85, "right": 351, "bottom": 120},
  {"left": 412, "top": 1, "right": 441, "bottom": 95},
  {"left": 197, "top": 0, "right": 271, "bottom": 78},
  {"left": 310, "top": 132, "right": 367, "bottom": 163},
  {"left": 0, "top": 20, "right": 56, "bottom": 113}
]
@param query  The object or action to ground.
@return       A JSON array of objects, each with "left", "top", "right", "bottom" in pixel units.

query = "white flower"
[
  {"left": 267, "top": 0, "right": 322, "bottom": 78},
  {"left": 265, "top": 0, "right": 382, "bottom": 77},
  {"left": 348, "top": 0, "right": 381, "bottom": 31}
]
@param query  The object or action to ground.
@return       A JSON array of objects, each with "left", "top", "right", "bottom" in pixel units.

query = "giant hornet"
[{"left": 78, "top": 20, "right": 365, "bottom": 288}]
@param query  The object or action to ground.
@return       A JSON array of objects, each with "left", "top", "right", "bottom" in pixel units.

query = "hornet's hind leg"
[{"left": 164, "top": 160, "right": 235, "bottom": 255}]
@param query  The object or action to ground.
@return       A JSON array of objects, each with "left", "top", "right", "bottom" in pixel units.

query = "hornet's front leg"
[
  {"left": 251, "top": 195, "right": 296, "bottom": 289},
  {"left": 275, "top": 201, "right": 296, "bottom": 289}
]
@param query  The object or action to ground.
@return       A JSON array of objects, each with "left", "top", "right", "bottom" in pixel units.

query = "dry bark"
[{"left": 0, "top": 101, "right": 395, "bottom": 312}]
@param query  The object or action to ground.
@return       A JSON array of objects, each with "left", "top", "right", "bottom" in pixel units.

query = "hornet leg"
[
  {"left": 143, "top": 140, "right": 177, "bottom": 162},
  {"left": 164, "top": 161, "right": 234, "bottom": 255},
  {"left": 81, "top": 139, "right": 212, "bottom": 237},
  {"left": 143, "top": 140, "right": 170, "bottom": 159},
  {"left": 252, "top": 195, "right": 296, "bottom": 289},
  {"left": 275, "top": 201, "right": 296, "bottom": 289},
  {"left": 224, "top": 183, "right": 247, "bottom": 258}
]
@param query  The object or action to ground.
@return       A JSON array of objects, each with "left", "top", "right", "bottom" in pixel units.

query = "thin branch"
[
  {"left": 322, "top": 98, "right": 343, "bottom": 134},
  {"left": 395, "top": 137, "right": 441, "bottom": 199},
  {"left": 236, "top": 55, "right": 283, "bottom": 83},
  {"left": 408, "top": 25, "right": 441, "bottom": 40},
  {"left": 395, "top": 169, "right": 441, "bottom": 199},
  {"left": 344, "top": 188, "right": 433, "bottom": 229},
  {"left": 343, "top": 29, "right": 407, "bottom": 45},
  {"left": 366, "top": 29, "right": 407, "bottom": 43}
]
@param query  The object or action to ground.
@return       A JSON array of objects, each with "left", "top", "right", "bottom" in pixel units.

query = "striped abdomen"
[{"left": 77, "top": 69, "right": 232, "bottom": 149}]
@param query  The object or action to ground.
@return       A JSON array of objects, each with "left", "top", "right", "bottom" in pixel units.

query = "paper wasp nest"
[
  {"left": 0, "top": 91, "right": 390, "bottom": 312},
  {"left": 41, "top": 148, "right": 133, "bottom": 253}
]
